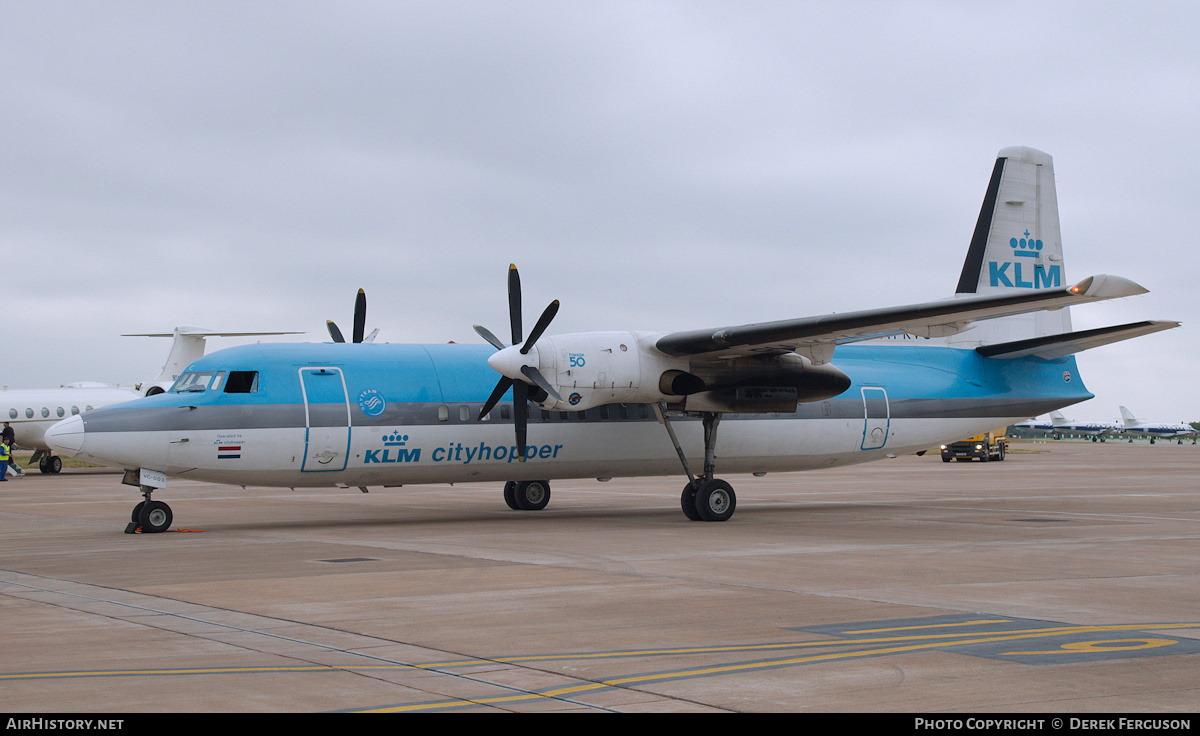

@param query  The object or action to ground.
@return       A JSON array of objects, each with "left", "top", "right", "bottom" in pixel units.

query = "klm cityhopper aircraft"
[{"left": 46, "top": 147, "right": 1179, "bottom": 532}]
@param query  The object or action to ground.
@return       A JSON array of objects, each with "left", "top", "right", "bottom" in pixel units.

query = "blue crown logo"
[
  {"left": 1009, "top": 230, "right": 1043, "bottom": 258},
  {"left": 382, "top": 433, "right": 409, "bottom": 447}
]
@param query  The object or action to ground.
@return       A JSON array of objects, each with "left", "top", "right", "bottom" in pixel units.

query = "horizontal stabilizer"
[{"left": 975, "top": 320, "right": 1179, "bottom": 360}]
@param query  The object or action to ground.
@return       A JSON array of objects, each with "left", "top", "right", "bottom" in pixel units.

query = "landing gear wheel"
[
  {"left": 503, "top": 481, "right": 520, "bottom": 510},
  {"left": 138, "top": 500, "right": 172, "bottom": 533},
  {"left": 513, "top": 480, "right": 550, "bottom": 511},
  {"left": 131, "top": 501, "right": 145, "bottom": 522},
  {"left": 40, "top": 456, "right": 63, "bottom": 473},
  {"left": 695, "top": 479, "right": 736, "bottom": 522},
  {"left": 680, "top": 481, "right": 702, "bottom": 521},
  {"left": 998, "top": 444, "right": 1006, "bottom": 461}
]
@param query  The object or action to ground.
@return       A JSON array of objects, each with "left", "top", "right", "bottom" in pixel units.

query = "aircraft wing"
[{"left": 655, "top": 274, "right": 1149, "bottom": 364}]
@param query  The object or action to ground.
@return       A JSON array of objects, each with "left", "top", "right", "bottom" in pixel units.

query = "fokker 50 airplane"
[
  {"left": 1014, "top": 410, "right": 1123, "bottom": 441},
  {"left": 46, "top": 147, "right": 1180, "bottom": 533},
  {"left": 1118, "top": 406, "right": 1199, "bottom": 444},
  {"left": 2, "top": 327, "right": 297, "bottom": 473}
]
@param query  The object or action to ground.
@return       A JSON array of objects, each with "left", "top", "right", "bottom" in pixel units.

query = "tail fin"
[
  {"left": 1049, "top": 411, "right": 1068, "bottom": 426},
  {"left": 1119, "top": 406, "right": 1140, "bottom": 426},
  {"left": 951, "top": 146, "right": 1072, "bottom": 345},
  {"left": 123, "top": 327, "right": 304, "bottom": 391}
]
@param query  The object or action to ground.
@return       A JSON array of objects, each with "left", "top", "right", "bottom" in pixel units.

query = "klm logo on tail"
[{"left": 989, "top": 230, "right": 1061, "bottom": 289}]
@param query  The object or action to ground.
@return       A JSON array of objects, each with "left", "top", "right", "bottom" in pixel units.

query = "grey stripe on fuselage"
[{"left": 78, "top": 396, "right": 1079, "bottom": 434}]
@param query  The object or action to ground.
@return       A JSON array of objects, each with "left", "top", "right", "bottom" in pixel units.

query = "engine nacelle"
[
  {"left": 488, "top": 331, "right": 851, "bottom": 413},
  {"left": 525, "top": 331, "right": 689, "bottom": 410}
]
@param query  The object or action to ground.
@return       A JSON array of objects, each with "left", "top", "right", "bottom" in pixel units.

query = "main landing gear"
[
  {"left": 503, "top": 480, "right": 551, "bottom": 511},
  {"left": 126, "top": 486, "right": 173, "bottom": 534},
  {"left": 660, "top": 406, "right": 736, "bottom": 522},
  {"left": 29, "top": 450, "right": 63, "bottom": 474}
]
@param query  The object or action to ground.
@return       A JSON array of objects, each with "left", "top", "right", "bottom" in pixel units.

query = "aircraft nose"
[{"left": 45, "top": 415, "right": 85, "bottom": 455}]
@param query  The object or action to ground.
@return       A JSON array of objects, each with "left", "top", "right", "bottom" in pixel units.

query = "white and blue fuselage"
[{"left": 48, "top": 340, "right": 1091, "bottom": 488}]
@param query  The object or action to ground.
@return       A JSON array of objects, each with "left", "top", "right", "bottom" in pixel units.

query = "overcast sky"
[{"left": 3, "top": 1, "right": 1196, "bottom": 423}]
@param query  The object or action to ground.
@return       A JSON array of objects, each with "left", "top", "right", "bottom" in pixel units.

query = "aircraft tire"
[
  {"left": 138, "top": 500, "right": 172, "bottom": 533},
  {"left": 131, "top": 501, "right": 145, "bottom": 523},
  {"left": 49, "top": 456, "right": 62, "bottom": 474},
  {"left": 514, "top": 480, "right": 550, "bottom": 511},
  {"left": 503, "top": 481, "right": 520, "bottom": 510},
  {"left": 680, "top": 481, "right": 703, "bottom": 521},
  {"left": 695, "top": 479, "right": 735, "bottom": 522}
]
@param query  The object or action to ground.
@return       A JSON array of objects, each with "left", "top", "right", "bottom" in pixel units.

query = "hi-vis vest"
[{"left": 0, "top": 443, "right": 9, "bottom": 462}]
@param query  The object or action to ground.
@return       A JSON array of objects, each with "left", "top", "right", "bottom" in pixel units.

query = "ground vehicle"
[{"left": 941, "top": 430, "right": 1007, "bottom": 462}]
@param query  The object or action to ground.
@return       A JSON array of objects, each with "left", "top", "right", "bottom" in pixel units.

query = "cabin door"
[
  {"left": 860, "top": 387, "right": 890, "bottom": 450},
  {"left": 299, "top": 367, "right": 351, "bottom": 472}
]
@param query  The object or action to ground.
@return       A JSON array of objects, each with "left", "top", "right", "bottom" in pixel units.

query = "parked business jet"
[
  {"left": 46, "top": 147, "right": 1180, "bottom": 532},
  {"left": 1118, "top": 406, "right": 1198, "bottom": 444},
  {"left": 1014, "top": 411, "right": 1123, "bottom": 441},
  {"left": 2, "top": 327, "right": 297, "bottom": 472}
]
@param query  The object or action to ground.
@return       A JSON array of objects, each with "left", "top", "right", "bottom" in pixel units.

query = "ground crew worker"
[
  {"left": 0, "top": 438, "right": 10, "bottom": 481},
  {"left": 1, "top": 423, "right": 24, "bottom": 477}
]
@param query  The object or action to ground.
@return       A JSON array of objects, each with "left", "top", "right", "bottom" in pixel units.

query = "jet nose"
[{"left": 45, "top": 415, "right": 85, "bottom": 455}]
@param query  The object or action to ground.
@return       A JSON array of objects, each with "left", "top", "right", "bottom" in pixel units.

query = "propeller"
[
  {"left": 474, "top": 264, "right": 562, "bottom": 463},
  {"left": 327, "top": 289, "right": 371, "bottom": 343}
]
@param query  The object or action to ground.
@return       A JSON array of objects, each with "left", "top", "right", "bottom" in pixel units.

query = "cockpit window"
[
  {"left": 172, "top": 371, "right": 217, "bottom": 392},
  {"left": 224, "top": 371, "right": 259, "bottom": 394}
]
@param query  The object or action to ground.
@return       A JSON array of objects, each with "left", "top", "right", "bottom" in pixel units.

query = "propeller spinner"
[{"left": 474, "top": 265, "right": 562, "bottom": 462}]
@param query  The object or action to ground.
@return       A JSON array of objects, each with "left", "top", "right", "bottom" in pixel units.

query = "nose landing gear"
[{"left": 126, "top": 486, "right": 173, "bottom": 534}]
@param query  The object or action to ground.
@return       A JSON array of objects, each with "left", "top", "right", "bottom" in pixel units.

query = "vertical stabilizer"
[
  {"left": 1119, "top": 406, "right": 1140, "bottom": 426},
  {"left": 951, "top": 147, "right": 1072, "bottom": 345},
  {"left": 154, "top": 327, "right": 209, "bottom": 384},
  {"left": 122, "top": 328, "right": 303, "bottom": 391}
]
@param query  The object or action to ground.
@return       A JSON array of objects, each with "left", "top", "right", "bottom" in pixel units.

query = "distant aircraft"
[
  {"left": 46, "top": 147, "right": 1180, "bottom": 532},
  {"left": 1014, "top": 411, "right": 1123, "bottom": 441},
  {"left": 1118, "top": 406, "right": 1199, "bottom": 444},
  {"left": 2, "top": 327, "right": 298, "bottom": 473}
]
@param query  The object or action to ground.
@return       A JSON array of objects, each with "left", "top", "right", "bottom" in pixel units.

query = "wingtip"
[{"left": 1072, "top": 274, "right": 1150, "bottom": 299}]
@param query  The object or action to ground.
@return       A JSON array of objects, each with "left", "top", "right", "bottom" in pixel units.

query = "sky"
[{"left": 2, "top": 1, "right": 1197, "bottom": 423}]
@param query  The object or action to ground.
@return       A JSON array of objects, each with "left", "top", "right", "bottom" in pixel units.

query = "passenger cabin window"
[
  {"left": 41, "top": 407, "right": 49, "bottom": 418},
  {"left": 56, "top": 407, "right": 64, "bottom": 417},
  {"left": 7, "top": 409, "right": 14, "bottom": 419},
  {"left": 224, "top": 371, "right": 258, "bottom": 393},
  {"left": 25, "top": 408, "right": 33, "bottom": 418}
]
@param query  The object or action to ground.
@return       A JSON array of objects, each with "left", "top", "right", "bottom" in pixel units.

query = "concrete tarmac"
[{"left": 1, "top": 441, "right": 1198, "bottom": 713}]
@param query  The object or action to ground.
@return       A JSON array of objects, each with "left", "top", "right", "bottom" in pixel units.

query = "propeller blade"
[
  {"left": 352, "top": 289, "right": 366, "bottom": 343},
  {"left": 513, "top": 380, "right": 528, "bottom": 462},
  {"left": 520, "top": 300, "right": 559, "bottom": 355},
  {"left": 327, "top": 321, "right": 346, "bottom": 343},
  {"left": 473, "top": 324, "right": 507, "bottom": 350},
  {"left": 478, "top": 376, "right": 513, "bottom": 421},
  {"left": 521, "top": 365, "right": 562, "bottom": 405},
  {"left": 507, "top": 264, "right": 522, "bottom": 345}
]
